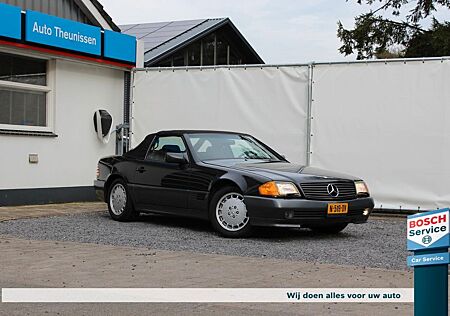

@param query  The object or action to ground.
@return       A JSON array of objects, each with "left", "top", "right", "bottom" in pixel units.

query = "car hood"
[{"left": 203, "top": 160, "right": 360, "bottom": 183}]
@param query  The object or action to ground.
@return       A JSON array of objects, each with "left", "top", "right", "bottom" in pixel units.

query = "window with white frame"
[{"left": 0, "top": 52, "right": 52, "bottom": 131}]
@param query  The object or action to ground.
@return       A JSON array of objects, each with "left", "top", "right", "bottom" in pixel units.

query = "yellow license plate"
[{"left": 327, "top": 203, "right": 348, "bottom": 215}]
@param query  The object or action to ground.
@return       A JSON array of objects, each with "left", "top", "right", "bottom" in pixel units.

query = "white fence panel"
[
  {"left": 311, "top": 60, "right": 450, "bottom": 210},
  {"left": 132, "top": 59, "right": 450, "bottom": 211},
  {"left": 132, "top": 66, "right": 310, "bottom": 164}
]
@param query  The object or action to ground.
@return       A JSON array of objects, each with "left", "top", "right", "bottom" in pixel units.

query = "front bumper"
[
  {"left": 244, "top": 195, "right": 374, "bottom": 227},
  {"left": 94, "top": 180, "right": 105, "bottom": 202}
]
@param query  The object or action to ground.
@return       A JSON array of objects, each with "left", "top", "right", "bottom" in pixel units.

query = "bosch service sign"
[{"left": 407, "top": 208, "right": 450, "bottom": 251}]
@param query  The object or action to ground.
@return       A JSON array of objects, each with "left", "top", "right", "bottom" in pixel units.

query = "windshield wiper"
[
  {"left": 244, "top": 156, "right": 280, "bottom": 161},
  {"left": 241, "top": 150, "right": 265, "bottom": 159},
  {"left": 248, "top": 156, "right": 270, "bottom": 160}
]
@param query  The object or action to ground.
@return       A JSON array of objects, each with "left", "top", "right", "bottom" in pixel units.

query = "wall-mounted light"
[{"left": 93, "top": 109, "right": 113, "bottom": 144}]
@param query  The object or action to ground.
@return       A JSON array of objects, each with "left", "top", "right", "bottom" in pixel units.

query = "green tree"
[{"left": 338, "top": 0, "right": 450, "bottom": 59}]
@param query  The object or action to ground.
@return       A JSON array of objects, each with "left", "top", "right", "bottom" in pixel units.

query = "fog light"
[
  {"left": 285, "top": 210, "right": 294, "bottom": 219},
  {"left": 363, "top": 209, "right": 370, "bottom": 216}
]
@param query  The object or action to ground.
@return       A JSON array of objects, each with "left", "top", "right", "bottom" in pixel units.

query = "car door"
[{"left": 131, "top": 135, "right": 190, "bottom": 213}]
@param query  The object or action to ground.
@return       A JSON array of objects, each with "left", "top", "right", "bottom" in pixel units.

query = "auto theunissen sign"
[
  {"left": 25, "top": 10, "right": 101, "bottom": 56},
  {"left": 407, "top": 208, "right": 450, "bottom": 251}
]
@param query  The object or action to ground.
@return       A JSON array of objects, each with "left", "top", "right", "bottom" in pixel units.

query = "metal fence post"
[
  {"left": 306, "top": 63, "right": 314, "bottom": 166},
  {"left": 121, "top": 71, "right": 132, "bottom": 153},
  {"left": 128, "top": 69, "right": 135, "bottom": 151}
]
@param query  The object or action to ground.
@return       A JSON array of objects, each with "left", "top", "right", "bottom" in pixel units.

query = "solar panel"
[
  {"left": 126, "top": 27, "right": 165, "bottom": 34},
  {"left": 166, "top": 20, "right": 204, "bottom": 27},
  {"left": 119, "top": 24, "right": 138, "bottom": 32},
  {"left": 142, "top": 37, "right": 174, "bottom": 46},
  {"left": 129, "top": 22, "right": 171, "bottom": 30},
  {"left": 142, "top": 35, "right": 174, "bottom": 41},
  {"left": 120, "top": 18, "right": 231, "bottom": 63},
  {"left": 121, "top": 19, "right": 207, "bottom": 50}
]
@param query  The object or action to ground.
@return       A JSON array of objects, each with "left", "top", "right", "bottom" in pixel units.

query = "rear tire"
[
  {"left": 209, "top": 186, "right": 252, "bottom": 238},
  {"left": 107, "top": 179, "right": 138, "bottom": 222},
  {"left": 310, "top": 223, "right": 348, "bottom": 234}
]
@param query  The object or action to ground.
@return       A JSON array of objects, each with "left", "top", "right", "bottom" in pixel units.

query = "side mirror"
[
  {"left": 93, "top": 109, "right": 113, "bottom": 144},
  {"left": 166, "top": 152, "right": 188, "bottom": 164}
]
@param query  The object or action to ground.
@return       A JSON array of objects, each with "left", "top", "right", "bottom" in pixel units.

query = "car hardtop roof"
[{"left": 154, "top": 130, "right": 251, "bottom": 136}]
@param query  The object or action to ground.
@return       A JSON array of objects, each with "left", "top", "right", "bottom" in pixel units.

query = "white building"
[{"left": 0, "top": 0, "right": 137, "bottom": 205}]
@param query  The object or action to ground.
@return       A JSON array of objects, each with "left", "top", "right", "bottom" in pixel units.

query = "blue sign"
[
  {"left": 407, "top": 208, "right": 450, "bottom": 251},
  {"left": 104, "top": 30, "right": 136, "bottom": 63},
  {"left": 25, "top": 10, "right": 101, "bottom": 56},
  {"left": 407, "top": 252, "right": 450, "bottom": 267},
  {"left": 0, "top": 3, "right": 22, "bottom": 40}
]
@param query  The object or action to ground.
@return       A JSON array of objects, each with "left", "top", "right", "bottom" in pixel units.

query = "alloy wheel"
[
  {"left": 109, "top": 183, "right": 127, "bottom": 216},
  {"left": 215, "top": 192, "right": 249, "bottom": 232}
]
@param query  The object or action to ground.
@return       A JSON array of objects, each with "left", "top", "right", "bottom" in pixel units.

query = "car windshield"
[{"left": 187, "top": 133, "right": 280, "bottom": 161}]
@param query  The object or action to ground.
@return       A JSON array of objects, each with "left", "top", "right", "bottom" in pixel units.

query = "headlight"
[
  {"left": 355, "top": 181, "right": 369, "bottom": 196},
  {"left": 258, "top": 181, "right": 300, "bottom": 197}
]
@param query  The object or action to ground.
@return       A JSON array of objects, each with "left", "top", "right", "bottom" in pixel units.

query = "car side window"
[{"left": 146, "top": 136, "right": 186, "bottom": 162}]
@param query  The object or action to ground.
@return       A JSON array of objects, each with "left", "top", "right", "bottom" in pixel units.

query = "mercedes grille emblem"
[{"left": 327, "top": 184, "right": 339, "bottom": 197}]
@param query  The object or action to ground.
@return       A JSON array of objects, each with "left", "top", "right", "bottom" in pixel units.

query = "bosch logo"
[
  {"left": 327, "top": 184, "right": 339, "bottom": 197},
  {"left": 422, "top": 235, "right": 432, "bottom": 244},
  {"left": 407, "top": 209, "right": 449, "bottom": 250}
]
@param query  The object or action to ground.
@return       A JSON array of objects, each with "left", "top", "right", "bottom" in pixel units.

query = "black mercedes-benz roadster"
[{"left": 95, "top": 130, "right": 374, "bottom": 237}]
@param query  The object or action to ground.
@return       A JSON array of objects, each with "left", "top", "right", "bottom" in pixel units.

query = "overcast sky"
[{"left": 100, "top": 0, "right": 449, "bottom": 64}]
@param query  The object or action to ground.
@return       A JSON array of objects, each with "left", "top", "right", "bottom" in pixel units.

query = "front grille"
[{"left": 300, "top": 181, "right": 357, "bottom": 201}]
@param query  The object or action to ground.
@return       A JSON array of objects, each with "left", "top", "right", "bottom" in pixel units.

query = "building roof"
[
  {"left": 0, "top": 0, "right": 120, "bottom": 31},
  {"left": 120, "top": 18, "right": 264, "bottom": 66},
  {"left": 90, "top": 0, "right": 121, "bottom": 31}
]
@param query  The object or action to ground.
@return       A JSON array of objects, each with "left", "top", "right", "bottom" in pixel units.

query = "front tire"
[
  {"left": 209, "top": 186, "right": 252, "bottom": 238},
  {"left": 107, "top": 179, "right": 138, "bottom": 222}
]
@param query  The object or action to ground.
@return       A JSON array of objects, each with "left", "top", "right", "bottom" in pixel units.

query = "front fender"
[{"left": 211, "top": 172, "right": 269, "bottom": 195}]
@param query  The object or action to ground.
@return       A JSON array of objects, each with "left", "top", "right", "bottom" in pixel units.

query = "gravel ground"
[{"left": 0, "top": 212, "right": 407, "bottom": 270}]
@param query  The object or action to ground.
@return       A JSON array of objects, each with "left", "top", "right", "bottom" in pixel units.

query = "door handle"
[{"left": 136, "top": 166, "right": 147, "bottom": 173}]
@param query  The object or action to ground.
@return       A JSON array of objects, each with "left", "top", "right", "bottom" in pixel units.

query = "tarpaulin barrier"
[
  {"left": 132, "top": 66, "right": 310, "bottom": 164},
  {"left": 132, "top": 58, "right": 450, "bottom": 211}
]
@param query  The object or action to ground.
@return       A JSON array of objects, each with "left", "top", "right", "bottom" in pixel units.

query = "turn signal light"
[
  {"left": 258, "top": 181, "right": 280, "bottom": 196},
  {"left": 96, "top": 165, "right": 100, "bottom": 179},
  {"left": 258, "top": 181, "right": 300, "bottom": 197}
]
